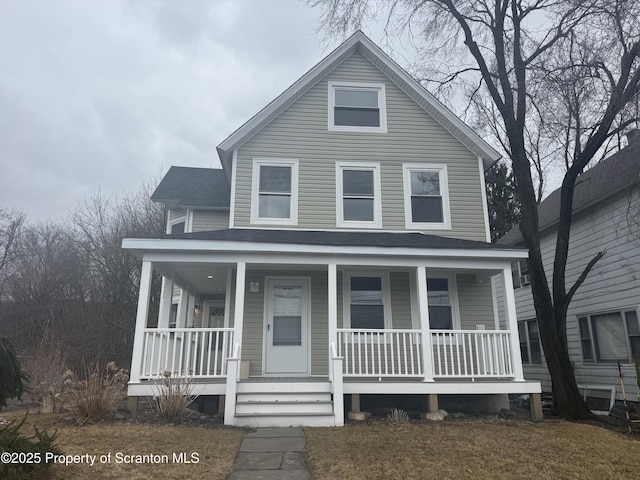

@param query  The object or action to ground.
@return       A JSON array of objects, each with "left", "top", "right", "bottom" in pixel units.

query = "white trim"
[
  {"left": 478, "top": 156, "right": 492, "bottom": 243},
  {"left": 342, "top": 380, "right": 540, "bottom": 395},
  {"left": 342, "top": 271, "right": 392, "bottom": 329},
  {"left": 402, "top": 163, "right": 451, "bottom": 230},
  {"left": 229, "top": 149, "right": 237, "bottom": 228},
  {"left": 262, "top": 276, "right": 312, "bottom": 376},
  {"left": 503, "top": 266, "right": 525, "bottom": 381},
  {"left": 328, "top": 81, "right": 387, "bottom": 133},
  {"left": 491, "top": 276, "right": 500, "bottom": 329},
  {"left": 224, "top": 267, "right": 233, "bottom": 328},
  {"left": 186, "top": 209, "right": 194, "bottom": 233},
  {"left": 250, "top": 158, "right": 299, "bottom": 226},
  {"left": 336, "top": 161, "right": 382, "bottom": 228}
]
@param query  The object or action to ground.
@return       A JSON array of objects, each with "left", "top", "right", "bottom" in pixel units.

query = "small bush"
[
  {"left": 65, "top": 361, "right": 129, "bottom": 424},
  {"left": 0, "top": 337, "right": 27, "bottom": 411},
  {"left": 148, "top": 372, "right": 198, "bottom": 423},
  {"left": 0, "top": 413, "right": 60, "bottom": 479},
  {"left": 23, "top": 344, "right": 69, "bottom": 413},
  {"left": 387, "top": 408, "right": 410, "bottom": 424}
]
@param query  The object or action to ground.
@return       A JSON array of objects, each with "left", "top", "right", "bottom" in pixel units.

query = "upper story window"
[
  {"left": 328, "top": 82, "right": 387, "bottom": 133},
  {"left": 251, "top": 158, "right": 298, "bottom": 225},
  {"left": 402, "top": 164, "right": 451, "bottom": 230},
  {"left": 336, "top": 162, "right": 382, "bottom": 228},
  {"left": 511, "top": 259, "right": 530, "bottom": 289},
  {"left": 170, "top": 221, "right": 185, "bottom": 234},
  {"left": 579, "top": 309, "right": 640, "bottom": 363}
]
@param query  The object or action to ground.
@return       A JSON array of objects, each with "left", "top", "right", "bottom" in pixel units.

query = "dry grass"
[
  {"left": 0, "top": 409, "right": 243, "bottom": 479},
  {"left": 305, "top": 418, "right": 640, "bottom": 480}
]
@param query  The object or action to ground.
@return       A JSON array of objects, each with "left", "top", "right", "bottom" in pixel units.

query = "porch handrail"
[
  {"left": 337, "top": 328, "right": 423, "bottom": 377},
  {"left": 140, "top": 328, "right": 234, "bottom": 379},
  {"left": 430, "top": 329, "right": 514, "bottom": 378}
]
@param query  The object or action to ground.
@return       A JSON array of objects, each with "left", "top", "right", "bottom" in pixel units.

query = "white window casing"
[
  {"left": 250, "top": 158, "right": 299, "bottom": 225},
  {"left": 402, "top": 164, "right": 451, "bottom": 230},
  {"left": 343, "top": 271, "right": 392, "bottom": 329},
  {"left": 328, "top": 81, "right": 387, "bottom": 133},
  {"left": 336, "top": 161, "right": 382, "bottom": 228}
]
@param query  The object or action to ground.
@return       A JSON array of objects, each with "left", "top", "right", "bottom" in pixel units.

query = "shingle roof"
[
  {"left": 500, "top": 137, "right": 640, "bottom": 246},
  {"left": 151, "top": 166, "right": 230, "bottom": 209},
  {"left": 160, "top": 228, "right": 511, "bottom": 251}
]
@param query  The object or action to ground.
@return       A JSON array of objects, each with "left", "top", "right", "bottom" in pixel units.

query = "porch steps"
[{"left": 233, "top": 381, "right": 335, "bottom": 427}]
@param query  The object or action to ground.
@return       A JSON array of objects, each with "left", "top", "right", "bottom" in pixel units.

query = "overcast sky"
[{"left": 0, "top": 1, "right": 399, "bottom": 222}]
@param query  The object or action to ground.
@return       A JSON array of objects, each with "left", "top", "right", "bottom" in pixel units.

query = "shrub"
[
  {"left": 148, "top": 372, "right": 198, "bottom": 423},
  {"left": 65, "top": 361, "right": 129, "bottom": 424},
  {"left": 0, "top": 413, "right": 59, "bottom": 479},
  {"left": 0, "top": 337, "right": 27, "bottom": 411},
  {"left": 22, "top": 344, "right": 69, "bottom": 413},
  {"left": 387, "top": 408, "right": 410, "bottom": 424}
]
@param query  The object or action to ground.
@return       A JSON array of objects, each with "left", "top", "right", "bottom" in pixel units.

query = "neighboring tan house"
[
  {"left": 122, "top": 31, "right": 541, "bottom": 427},
  {"left": 499, "top": 131, "right": 640, "bottom": 412}
]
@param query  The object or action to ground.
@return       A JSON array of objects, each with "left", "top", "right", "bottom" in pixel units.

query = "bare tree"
[
  {"left": 309, "top": 0, "right": 640, "bottom": 418},
  {"left": 0, "top": 208, "right": 25, "bottom": 300}
]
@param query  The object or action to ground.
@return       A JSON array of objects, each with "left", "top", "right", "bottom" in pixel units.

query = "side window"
[
  {"left": 336, "top": 162, "right": 382, "bottom": 228},
  {"left": 402, "top": 164, "right": 451, "bottom": 230},
  {"left": 511, "top": 260, "right": 530, "bottom": 289},
  {"left": 251, "top": 159, "right": 298, "bottom": 225},
  {"left": 328, "top": 82, "right": 387, "bottom": 133}
]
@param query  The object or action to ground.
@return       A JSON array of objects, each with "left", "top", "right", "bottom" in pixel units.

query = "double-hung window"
[
  {"left": 251, "top": 158, "right": 298, "bottom": 225},
  {"left": 427, "top": 278, "right": 455, "bottom": 330},
  {"left": 402, "top": 164, "right": 451, "bottom": 230},
  {"left": 578, "top": 309, "right": 640, "bottom": 363},
  {"left": 511, "top": 259, "right": 530, "bottom": 289},
  {"left": 336, "top": 162, "right": 382, "bottom": 228},
  {"left": 328, "top": 82, "right": 387, "bottom": 133},
  {"left": 518, "top": 319, "right": 542, "bottom": 364},
  {"left": 344, "top": 272, "right": 391, "bottom": 330}
]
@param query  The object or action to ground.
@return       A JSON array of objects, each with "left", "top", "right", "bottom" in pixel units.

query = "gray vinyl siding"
[
  {"left": 192, "top": 210, "right": 229, "bottom": 232},
  {"left": 390, "top": 272, "right": 412, "bottom": 329},
  {"left": 456, "top": 274, "right": 495, "bottom": 329},
  {"left": 233, "top": 51, "right": 488, "bottom": 241},
  {"left": 504, "top": 189, "right": 640, "bottom": 399}
]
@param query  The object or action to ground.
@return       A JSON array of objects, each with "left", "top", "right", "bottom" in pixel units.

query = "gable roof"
[
  {"left": 151, "top": 166, "right": 230, "bottom": 209},
  {"left": 500, "top": 136, "right": 640, "bottom": 246},
  {"left": 216, "top": 31, "right": 501, "bottom": 175}
]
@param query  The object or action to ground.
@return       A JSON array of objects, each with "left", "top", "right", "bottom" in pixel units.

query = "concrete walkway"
[{"left": 228, "top": 427, "right": 311, "bottom": 480}]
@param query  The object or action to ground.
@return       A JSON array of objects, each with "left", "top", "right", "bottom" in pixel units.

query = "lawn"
[
  {"left": 305, "top": 418, "right": 640, "bottom": 480},
  {"left": 1, "top": 410, "right": 244, "bottom": 480}
]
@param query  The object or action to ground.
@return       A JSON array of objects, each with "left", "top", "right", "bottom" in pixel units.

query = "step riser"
[
  {"left": 234, "top": 415, "right": 336, "bottom": 428},
  {"left": 237, "top": 392, "right": 330, "bottom": 403},
  {"left": 237, "top": 382, "right": 331, "bottom": 394},
  {"left": 236, "top": 402, "right": 333, "bottom": 414}
]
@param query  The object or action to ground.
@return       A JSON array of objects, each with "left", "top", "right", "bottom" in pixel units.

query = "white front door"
[{"left": 264, "top": 277, "right": 310, "bottom": 375}]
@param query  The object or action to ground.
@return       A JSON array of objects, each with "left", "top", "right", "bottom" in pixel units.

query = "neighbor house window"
[
  {"left": 511, "top": 259, "right": 530, "bottom": 289},
  {"left": 518, "top": 319, "right": 542, "bottom": 365},
  {"left": 402, "top": 164, "right": 451, "bottom": 229},
  {"left": 328, "top": 82, "right": 387, "bottom": 133},
  {"left": 251, "top": 158, "right": 298, "bottom": 225},
  {"left": 578, "top": 309, "right": 640, "bottom": 363},
  {"left": 344, "top": 273, "right": 391, "bottom": 329},
  {"left": 336, "top": 162, "right": 382, "bottom": 228}
]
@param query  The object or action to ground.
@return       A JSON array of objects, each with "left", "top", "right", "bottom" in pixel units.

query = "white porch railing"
[
  {"left": 431, "top": 330, "right": 514, "bottom": 378},
  {"left": 140, "top": 328, "right": 234, "bottom": 379},
  {"left": 337, "top": 329, "right": 424, "bottom": 377}
]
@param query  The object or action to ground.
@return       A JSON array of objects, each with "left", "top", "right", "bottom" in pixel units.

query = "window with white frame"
[
  {"left": 328, "top": 82, "right": 387, "bottom": 133},
  {"left": 336, "top": 162, "right": 382, "bottom": 228},
  {"left": 518, "top": 319, "right": 542, "bottom": 364},
  {"left": 251, "top": 159, "right": 298, "bottom": 224},
  {"left": 427, "top": 278, "right": 455, "bottom": 330},
  {"left": 511, "top": 259, "right": 530, "bottom": 289},
  {"left": 578, "top": 309, "right": 640, "bottom": 363},
  {"left": 344, "top": 273, "right": 391, "bottom": 329},
  {"left": 402, "top": 164, "right": 451, "bottom": 229}
]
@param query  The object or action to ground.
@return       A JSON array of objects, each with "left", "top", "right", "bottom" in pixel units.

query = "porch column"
[
  {"left": 233, "top": 262, "right": 246, "bottom": 355},
  {"left": 416, "top": 266, "right": 434, "bottom": 382},
  {"left": 157, "top": 277, "right": 173, "bottom": 328},
  {"left": 328, "top": 263, "right": 338, "bottom": 364},
  {"left": 130, "top": 260, "right": 153, "bottom": 383},
  {"left": 502, "top": 266, "right": 525, "bottom": 381}
]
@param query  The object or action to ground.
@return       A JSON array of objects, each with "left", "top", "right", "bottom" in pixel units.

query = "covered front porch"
[{"left": 123, "top": 234, "right": 542, "bottom": 426}]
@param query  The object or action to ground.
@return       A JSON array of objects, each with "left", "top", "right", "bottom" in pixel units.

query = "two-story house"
[
  {"left": 499, "top": 132, "right": 640, "bottom": 413},
  {"left": 122, "top": 31, "right": 541, "bottom": 427}
]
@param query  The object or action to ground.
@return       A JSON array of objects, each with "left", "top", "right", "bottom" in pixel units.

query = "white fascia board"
[{"left": 121, "top": 237, "right": 528, "bottom": 262}]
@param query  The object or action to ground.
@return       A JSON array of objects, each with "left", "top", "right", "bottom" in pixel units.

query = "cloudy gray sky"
[{"left": 0, "top": 1, "right": 396, "bottom": 222}]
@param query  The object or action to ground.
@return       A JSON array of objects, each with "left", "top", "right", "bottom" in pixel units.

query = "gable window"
[
  {"left": 344, "top": 272, "right": 391, "bottom": 329},
  {"left": 511, "top": 259, "right": 530, "bottom": 289},
  {"left": 251, "top": 158, "right": 298, "bottom": 225},
  {"left": 402, "top": 164, "right": 451, "bottom": 229},
  {"left": 518, "top": 319, "right": 542, "bottom": 364},
  {"left": 328, "top": 82, "right": 387, "bottom": 133},
  {"left": 579, "top": 309, "right": 640, "bottom": 363},
  {"left": 336, "top": 162, "right": 382, "bottom": 228}
]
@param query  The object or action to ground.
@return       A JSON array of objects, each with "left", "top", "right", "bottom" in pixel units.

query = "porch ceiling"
[{"left": 155, "top": 262, "right": 233, "bottom": 295}]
